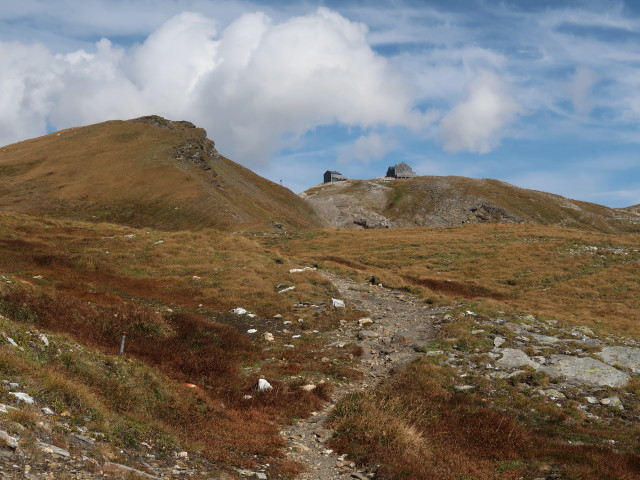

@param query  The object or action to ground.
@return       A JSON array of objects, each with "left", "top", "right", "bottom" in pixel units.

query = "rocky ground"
[
  {"left": 280, "top": 272, "right": 447, "bottom": 480},
  {"left": 278, "top": 272, "right": 640, "bottom": 480},
  {"left": 302, "top": 178, "right": 640, "bottom": 231},
  {"left": 301, "top": 181, "right": 396, "bottom": 229},
  {"left": 2, "top": 271, "right": 639, "bottom": 479}
]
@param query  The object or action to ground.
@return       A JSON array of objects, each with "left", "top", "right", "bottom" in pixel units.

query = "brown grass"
[
  {"left": 1, "top": 207, "right": 639, "bottom": 477},
  {"left": 0, "top": 117, "right": 319, "bottom": 231},
  {"left": 0, "top": 212, "right": 350, "bottom": 476},
  {"left": 330, "top": 358, "right": 640, "bottom": 480},
  {"left": 269, "top": 224, "right": 640, "bottom": 337}
]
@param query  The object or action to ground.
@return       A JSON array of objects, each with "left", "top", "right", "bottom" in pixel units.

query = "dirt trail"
[{"left": 281, "top": 273, "right": 449, "bottom": 480}]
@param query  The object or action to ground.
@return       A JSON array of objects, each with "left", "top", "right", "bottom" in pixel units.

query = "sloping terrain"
[
  {"left": 1, "top": 211, "right": 639, "bottom": 479},
  {"left": 0, "top": 211, "right": 358, "bottom": 478},
  {"left": 267, "top": 223, "right": 640, "bottom": 337},
  {"left": 1, "top": 122, "right": 640, "bottom": 479},
  {"left": 0, "top": 116, "right": 319, "bottom": 231},
  {"left": 303, "top": 177, "right": 640, "bottom": 232},
  {"left": 621, "top": 204, "right": 640, "bottom": 216}
]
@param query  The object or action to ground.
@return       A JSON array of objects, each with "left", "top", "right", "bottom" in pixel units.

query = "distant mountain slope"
[
  {"left": 303, "top": 177, "right": 640, "bottom": 232},
  {"left": 0, "top": 116, "right": 319, "bottom": 230},
  {"left": 620, "top": 204, "right": 640, "bottom": 216}
]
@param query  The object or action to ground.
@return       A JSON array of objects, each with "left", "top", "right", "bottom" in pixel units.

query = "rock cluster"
[
  {"left": 281, "top": 272, "right": 640, "bottom": 479},
  {"left": 431, "top": 313, "right": 640, "bottom": 419},
  {"left": 0, "top": 331, "right": 230, "bottom": 479}
]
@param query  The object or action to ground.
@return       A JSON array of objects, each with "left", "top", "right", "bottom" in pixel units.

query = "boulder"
[
  {"left": 357, "top": 330, "right": 379, "bottom": 340},
  {"left": 38, "top": 442, "right": 70, "bottom": 458},
  {"left": 0, "top": 430, "right": 18, "bottom": 450},
  {"left": 257, "top": 379, "right": 273, "bottom": 392},
  {"left": 542, "top": 389, "right": 565, "bottom": 399},
  {"left": 391, "top": 331, "right": 414, "bottom": 344},
  {"left": 541, "top": 355, "right": 630, "bottom": 387},
  {"left": 496, "top": 348, "right": 539, "bottom": 370},
  {"left": 597, "top": 346, "right": 640, "bottom": 374},
  {"left": 358, "top": 317, "right": 373, "bottom": 327},
  {"left": 600, "top": 396, "right": 623, "bottom": 410},
  {"left": 9, "top": 392, "right": 34, "bottom": 404}
]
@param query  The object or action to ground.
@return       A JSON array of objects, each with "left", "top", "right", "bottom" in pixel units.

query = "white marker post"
[{"left": 119, "top": 331, "right": 127, "bottom": 355}]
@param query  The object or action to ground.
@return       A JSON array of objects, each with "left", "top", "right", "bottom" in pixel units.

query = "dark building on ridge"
[
  {"left": 386, "top": 162, "right": 417, "bottom": 179},
  {"left": 324, "top": 170, "right": 346, "bottom": 183}
]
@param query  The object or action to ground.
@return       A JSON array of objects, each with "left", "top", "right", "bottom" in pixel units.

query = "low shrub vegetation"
[{"left": 330, "top": 358, "right": 640, "bottom": 479}]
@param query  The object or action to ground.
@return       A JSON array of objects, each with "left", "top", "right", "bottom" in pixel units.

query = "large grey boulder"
[
  {"left": 541, "top": 355, "right": 630, "bottom": 387},
  {"left": 597, "top": 346, "right": 640, "bottom": 374},
  {"left": 496, "top": 348, "right": 539, "bottom": 370}
]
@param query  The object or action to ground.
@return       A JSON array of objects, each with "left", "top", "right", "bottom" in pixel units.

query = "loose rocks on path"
[{"left": 282, "top": 272, "right": 446, "bottom": 480}]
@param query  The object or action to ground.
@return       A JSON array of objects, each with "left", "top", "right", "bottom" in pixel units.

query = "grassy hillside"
[
  {"left": 0, "top": 211, "right": 359, "bottom": 477},
  {"left": 264, "top": 224, "right": 640, "bottom": 337},
  {"left": 0, "top": 116, "right": 319, "bottom": 231},
  {"left": 304, "top": 177, "right": 640, "bottom": 233},
  {"left": 1, "top": 211, "right": 639, "bottom": 478}
]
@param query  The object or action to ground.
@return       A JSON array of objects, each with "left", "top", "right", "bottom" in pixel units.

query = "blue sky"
[{"left": 1, "top": 1, "right": 640, "bottom": 207}]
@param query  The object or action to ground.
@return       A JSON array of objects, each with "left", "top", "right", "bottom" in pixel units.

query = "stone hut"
[
  {"left": 324, "top": 170, "right": 346, "bottom": 183},
  {"left": 386, "top": 162, "right": 417, "bottom": 179}
]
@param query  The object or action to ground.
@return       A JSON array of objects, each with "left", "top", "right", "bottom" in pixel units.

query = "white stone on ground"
[
  {"left": 257, "top": 379, "right": 273, "bottom": 392},
  {"left": 9, "top": 392, "right": 34, "bottom": 404}
]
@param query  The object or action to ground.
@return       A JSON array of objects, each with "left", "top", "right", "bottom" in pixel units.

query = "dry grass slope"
[
  {"left": 0, "top": 116, "right": 319, "bottom": 231},
  {"left": 264, "top": 224, "right": 640, "bottom": 337},
  {"left": 0, "top": 211, "right": 356, "bottom": 477},
  {"left": 330, "top": 358, "right": 640, "bottom": 480}
]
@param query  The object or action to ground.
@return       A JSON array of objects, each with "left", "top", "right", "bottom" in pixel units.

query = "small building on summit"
[
  {"left": 386, "top": 162, "right": 417, "bottom": 179},
  {"left": 324, "top": 170, "right": 347, "bottom": 183}
]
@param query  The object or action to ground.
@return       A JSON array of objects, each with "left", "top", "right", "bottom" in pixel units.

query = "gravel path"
[{"left": 281, "top": 273, "right": 449, "bottom": 479}]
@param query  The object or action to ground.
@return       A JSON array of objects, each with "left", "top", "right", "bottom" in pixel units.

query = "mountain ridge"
[{"left": 0, "top": 115, "right": 319, "bottom": 231}]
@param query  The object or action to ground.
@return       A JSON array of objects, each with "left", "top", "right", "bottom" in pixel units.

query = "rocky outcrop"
[
  {"left": 174, "top": 136, "right": 220, "bottom": 171},
  {"left": 597, "top": 346, "right": 640, "bottom": 374},
  {"left": 128, "top": 115, "right": 197, "bottom": 130},
  {"left": 541, "top": 355, "right": 631, "bottom": 387},
  {"left": 302, "top": 180, "right": 396, "bottom": 229},
  {"left": 302, "top": 177, "right": 640, "bottom": 232},
  {"left": 129, "top": 115, "right": 222, "bottom": 172}
]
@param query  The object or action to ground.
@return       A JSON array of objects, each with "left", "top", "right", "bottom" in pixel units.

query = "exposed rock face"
[
  {"left": 174, "top": 137, "right": 220, "bottom": 171},
  {"left": 129, "top": 115, "right": 221, "bottom": 172},
  {"left": 129, "top": 115, "right": 197, "bottom": 130},
  {"left": 541, "top": 355, "right": 631, "bottom": 387},
  {"left": 597, "top": 346, "right": 640, "bottom": 374},
  {"left": 302, "top": 180, "right": 395, "bottom": 229},
  {"left": 302, "top": 177, "right": 640, "bottom": 231}
]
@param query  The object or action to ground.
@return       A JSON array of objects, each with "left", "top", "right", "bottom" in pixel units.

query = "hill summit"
[
  {"left": 303, "top": 176, "right": 640, "bottom": 232},
  {"left": 0, "top": 116, "right": 318, "bottom": 230}
]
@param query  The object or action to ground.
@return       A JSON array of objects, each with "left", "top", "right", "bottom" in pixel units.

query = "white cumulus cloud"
[
  {"left": 439, "top": 69, "right": 523, "bottom": 153},
  {"left": 338, "top": 132, "right": 396, "bottom": 164},
  {"left": 0, "top": 7, "right": 427, "bottom": 166}
]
